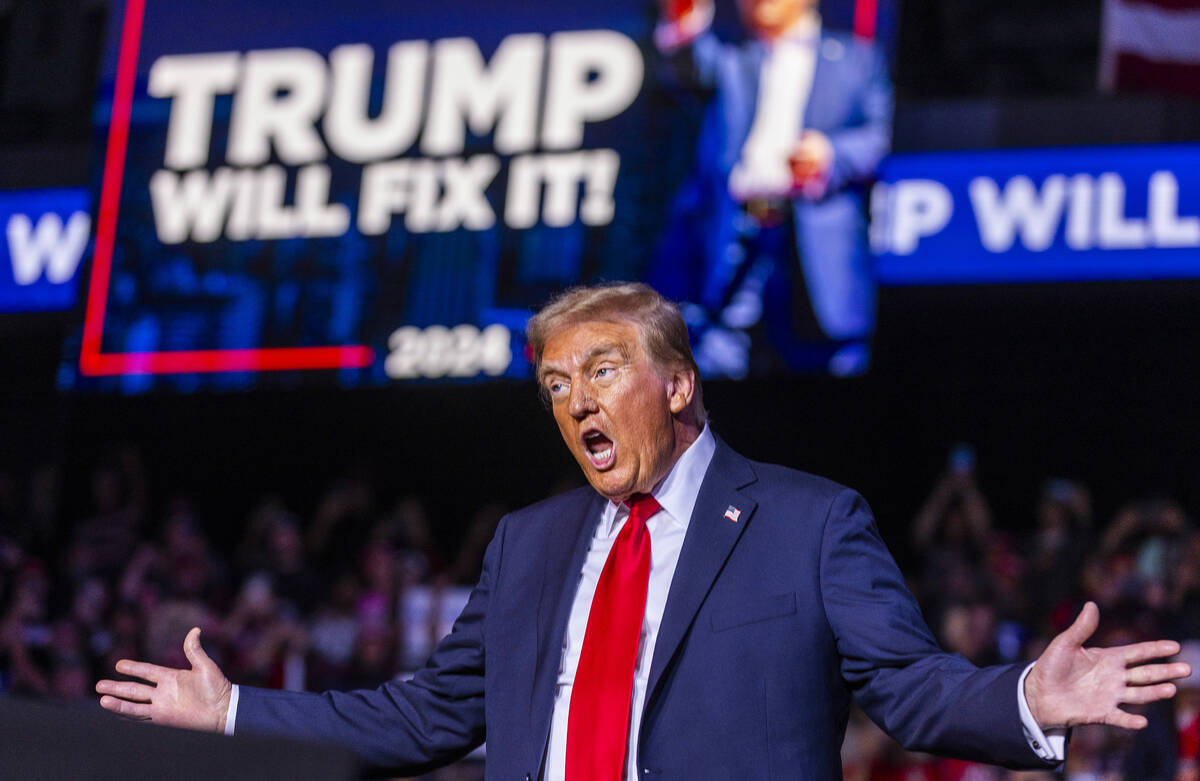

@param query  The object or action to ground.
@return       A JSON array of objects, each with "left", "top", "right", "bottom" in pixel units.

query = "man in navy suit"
[
  {"left": 654, "top": 0, "right": 889, "bottom": 377},
  {"left": 98, "top": 283, "right": 1189, "bottom": 779}
]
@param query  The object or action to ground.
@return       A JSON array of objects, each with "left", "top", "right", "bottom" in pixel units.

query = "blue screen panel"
[{"left": 874, "top": 144, "right": 1200, "bottom": 285}]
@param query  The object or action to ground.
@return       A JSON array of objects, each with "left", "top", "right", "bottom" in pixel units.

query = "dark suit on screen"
[
  {"left": 655, "top": 26, "right": 890, "bottom": 368},
  {"left": 236, "top": 437, "right": 1052, "bottom": 779}
]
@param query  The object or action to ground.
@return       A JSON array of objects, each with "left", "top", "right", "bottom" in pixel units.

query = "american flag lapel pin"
[{"left": 724, "top": 505, "right": 741, "bottom": 523}]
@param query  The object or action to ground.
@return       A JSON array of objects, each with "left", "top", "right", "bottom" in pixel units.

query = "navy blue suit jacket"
[{"left": 238, "top": 437, "right": 1051, "bottom": 778}]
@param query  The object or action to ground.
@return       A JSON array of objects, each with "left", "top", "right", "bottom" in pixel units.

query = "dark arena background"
[{"left": 2, "top": 0, "right": 1200, "bottom": 779}]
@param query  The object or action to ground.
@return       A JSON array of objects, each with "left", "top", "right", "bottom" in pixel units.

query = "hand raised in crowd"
[
  {"left": 1024, "top": 601, "right": 1191, "bottom": 730},
  {"left": 95, "top": 627, "right": 232, "bottom": 733}
]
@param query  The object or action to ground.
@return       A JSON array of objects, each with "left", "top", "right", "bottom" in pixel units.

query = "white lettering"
[
  {"left": 149, "top": 167, "right": 236, "bottom": 243},
  {"left": 325, "top": 41, "right": 428, "bottom": 163},
  {"left": 542, "top": 30, "right": 643, "bottom": 150},
  {"left": 228, "top": 48, "right": 328, "bottom": 166},
  {"left": 1148, "top": 170, "right": 1200, "bottom": 248},
  {"left": 148, "top": 52, "right": 240, "bottom": 170},
  {"left": 504, "top": 154, "right": 541, "bottom": 229},
  {"left": 1064, "top": 174, "right": 1094, "bottom": 250},
  {"left": 887, "top": 179, "right": 952, "bottom": 255},
  {"left": 295, "top": 165, "right": 351, "bottom": 237},
  {"left": 255, "top": 165, "right": 300, "bottom": 239},
  {"left": 541, "top": 152, "right": 589, "bottom": 227},
  {"left": 969, "top": 175, "right": 1066, "bottom": 252},
  {"left": 580, "top": 148, "right": 620, "bottom": 226},
  {"left": 359, "top": 155, "right": 500, "bottom": 234},
  {"left": 6, "top": 212, "right": 91, "bottom": 284},
  {"left": 1096, "top": 172, "right": 1147, "bottom": 249},
  {"left": 386, "top": 322, "right": 512, "bottom": 379},
  {"left": 422, "top": 35, "right": 543, "bottom": 156},
  {"left": 437, "top": 156, "right": 500, "bottom": 231},
  {"left": 226, "top": 168, "right": 259, "bottom": 241},
  {"left": 359, "top": 160, "right": 413, "bottom": 235},
  {"left": 152, "top": 164, "right": 349, "bottom": 242},
  {"left": 504, "top": 151, "right": 621, "bottom": 228}
]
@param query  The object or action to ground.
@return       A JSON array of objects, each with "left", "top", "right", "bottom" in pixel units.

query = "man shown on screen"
[{"left": 653, "top": 0, "right": 890, "bottom": 377}]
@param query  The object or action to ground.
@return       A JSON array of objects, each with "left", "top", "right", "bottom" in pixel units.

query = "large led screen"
[{"left": 62, "top": 0, "right": 897, "bottom": 392}]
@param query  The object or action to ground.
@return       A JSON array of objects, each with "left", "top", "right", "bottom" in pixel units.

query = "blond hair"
[{"left": 526, "top": 282, "right": 705, "bottom": 416}]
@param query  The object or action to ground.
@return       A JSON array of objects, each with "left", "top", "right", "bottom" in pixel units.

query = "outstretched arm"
[
  {"left": 96, "top": 516, "right": 507, "bottom": 774},
  {"left": 1024, "top": 601, "right": 1189, "bottom": 730}
]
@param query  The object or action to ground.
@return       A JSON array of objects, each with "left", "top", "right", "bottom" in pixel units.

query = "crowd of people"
[
  {"left": 1, "top": 445, "right": 1197, "bottom": 780},
  {"left": 842, "top": 459, "right": 1200, "bottom": 781}
]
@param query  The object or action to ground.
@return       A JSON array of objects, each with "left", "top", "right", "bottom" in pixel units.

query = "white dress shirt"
[
  {"left": 728, "top": 13, "right": 821, "bottom": 202},
  {"left": 543, "top": 425, "right": 717, "bottom": 781},
  {"left": 227, "top": 423, "right": 1064, "bottom": 769}
]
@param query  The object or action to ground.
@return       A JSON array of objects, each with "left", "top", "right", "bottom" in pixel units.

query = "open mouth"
[{"left": 582, "top": 430, "right": 615, "bottom": 468}]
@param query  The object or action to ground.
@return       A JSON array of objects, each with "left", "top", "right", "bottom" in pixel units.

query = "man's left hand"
[
  {"left": 788, "top": 130, "right": 833, "bottom": 200},
  {"left": 1024, "top": 601, "right": 1190, "bottom": 730}
]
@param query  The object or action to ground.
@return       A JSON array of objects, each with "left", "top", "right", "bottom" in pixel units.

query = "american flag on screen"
[{"left": 1100, "top": 0, "right": 1200, "bottom": 99}]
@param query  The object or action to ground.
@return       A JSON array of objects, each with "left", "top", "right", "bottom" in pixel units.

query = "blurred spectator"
[
  {"left": 939, "top": 600, "right": 1000, "bottom": 666},
  {"left": 306, "top": 475, "right": 376, "bottom": 572},
  {"left": 449, "top": 502, "right": 505, "bottom": 586},
  {"left": 146, "top": 600, "right": 216, "bottom": 669},
  {"left": 222, "top": 574, "right": 304, "bottom": 689},
  {"left": 1, "top": 559, "right": 52, "bottom": 695},
  {"left": 265, "top": 514, "right": 321, "bottom": 614},
  {"left": 0, "top": 465, "right": 62, "bottom": 559},
  {"left": 1123, "top": 640, "right": 1200, "bottom": 781},
  {"left": 341, "top": 624, "right": 399, "bottom": 691},
  {"left": 26, "top": 465, "right": 64, "bottom": 558},
  {"left": 236, "top": 496, "right": 301, "bottom": 576},
  {"left": 65, "top": 447, "right": 148, "bottom": 580},
  {"left": 0, "top": 472, "right": 21, "bottom": 542},
  {"left": 1026, "top": 479, "right": 1093, "bottom": 628},
  {"left": 160, "top": 498, "right": 229, "bottom": 602},
  {"left": 382, "top": 495, "right": 446, "bottom": 578},
  {"left": 1172, "top": 533, "right": 1200, "bottom": 638},
  {"left": 1103, "top": 498, "right": 1192, "bottom": 612},
  {"left": 306, "top": 572, "right": 360, "bottom": 691},
  {"left": 910, "top": 453, "right": 994, "bottom": 618}
]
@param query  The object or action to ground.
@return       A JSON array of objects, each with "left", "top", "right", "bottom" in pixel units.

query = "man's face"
[
  {"left": 539, "top": 319, "right": 687, "bottom": 504},
  {"left": 738, "top": 0, "right": 814, "bottom": 38}
]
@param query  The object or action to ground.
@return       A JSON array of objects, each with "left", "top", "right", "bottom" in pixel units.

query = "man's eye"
[
  {"left": 548, "top": 381, "right": 566, "bottom": 395},
  {"left": 595, "top": 367, "right": 612, "bottom": 378}
]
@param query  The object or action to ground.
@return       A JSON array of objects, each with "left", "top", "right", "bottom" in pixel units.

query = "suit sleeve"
[
  {"left": 656, "top": 28, "right": 725, "bottom": 92},
  {"left": 825, "top": 44, "right": 892, "bottom": 194},
  {"left": 818, "top": 489, "right": 1055, "bottom": 769},
  {"left": 234, "top": 516, "right": 507, "bottom": 775}
]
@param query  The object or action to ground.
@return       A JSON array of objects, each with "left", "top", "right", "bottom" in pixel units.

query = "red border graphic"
[{"left": 79, "top": 0, "right": 375, "bottom": 376}]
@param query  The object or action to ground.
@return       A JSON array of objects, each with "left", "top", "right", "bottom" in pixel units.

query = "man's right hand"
[{"left": 96, "top": 627, "right": 232, "bottom": 733}]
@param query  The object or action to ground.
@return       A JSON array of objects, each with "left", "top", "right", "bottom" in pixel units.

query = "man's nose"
[{"left": 567, "top": 381, "right": 597, "bottom": 418}]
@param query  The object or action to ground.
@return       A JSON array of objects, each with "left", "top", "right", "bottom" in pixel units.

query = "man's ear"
[{"left": 667, "top": 367, "right": 696, "bottom": 415}]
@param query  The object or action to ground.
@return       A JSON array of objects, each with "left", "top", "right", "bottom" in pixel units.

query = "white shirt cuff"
[
  {"left": 224, "top": 683, "right": 240, "bottom": 736},
  {"left": 1017, "top": 662, "right": 1067, "bottom": 761}
]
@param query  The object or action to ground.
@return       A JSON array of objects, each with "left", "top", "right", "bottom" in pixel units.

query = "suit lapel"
[
  {"left": 643, "top": 438, "right": 758, "bottom": 710},
  {"left": 531, "top": 490, "right": 604, "bottom": 732}
]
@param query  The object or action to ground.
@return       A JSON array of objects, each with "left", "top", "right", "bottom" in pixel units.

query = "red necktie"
[{"left": 566, "top": 493, "right": 661, "bottom": 781}]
